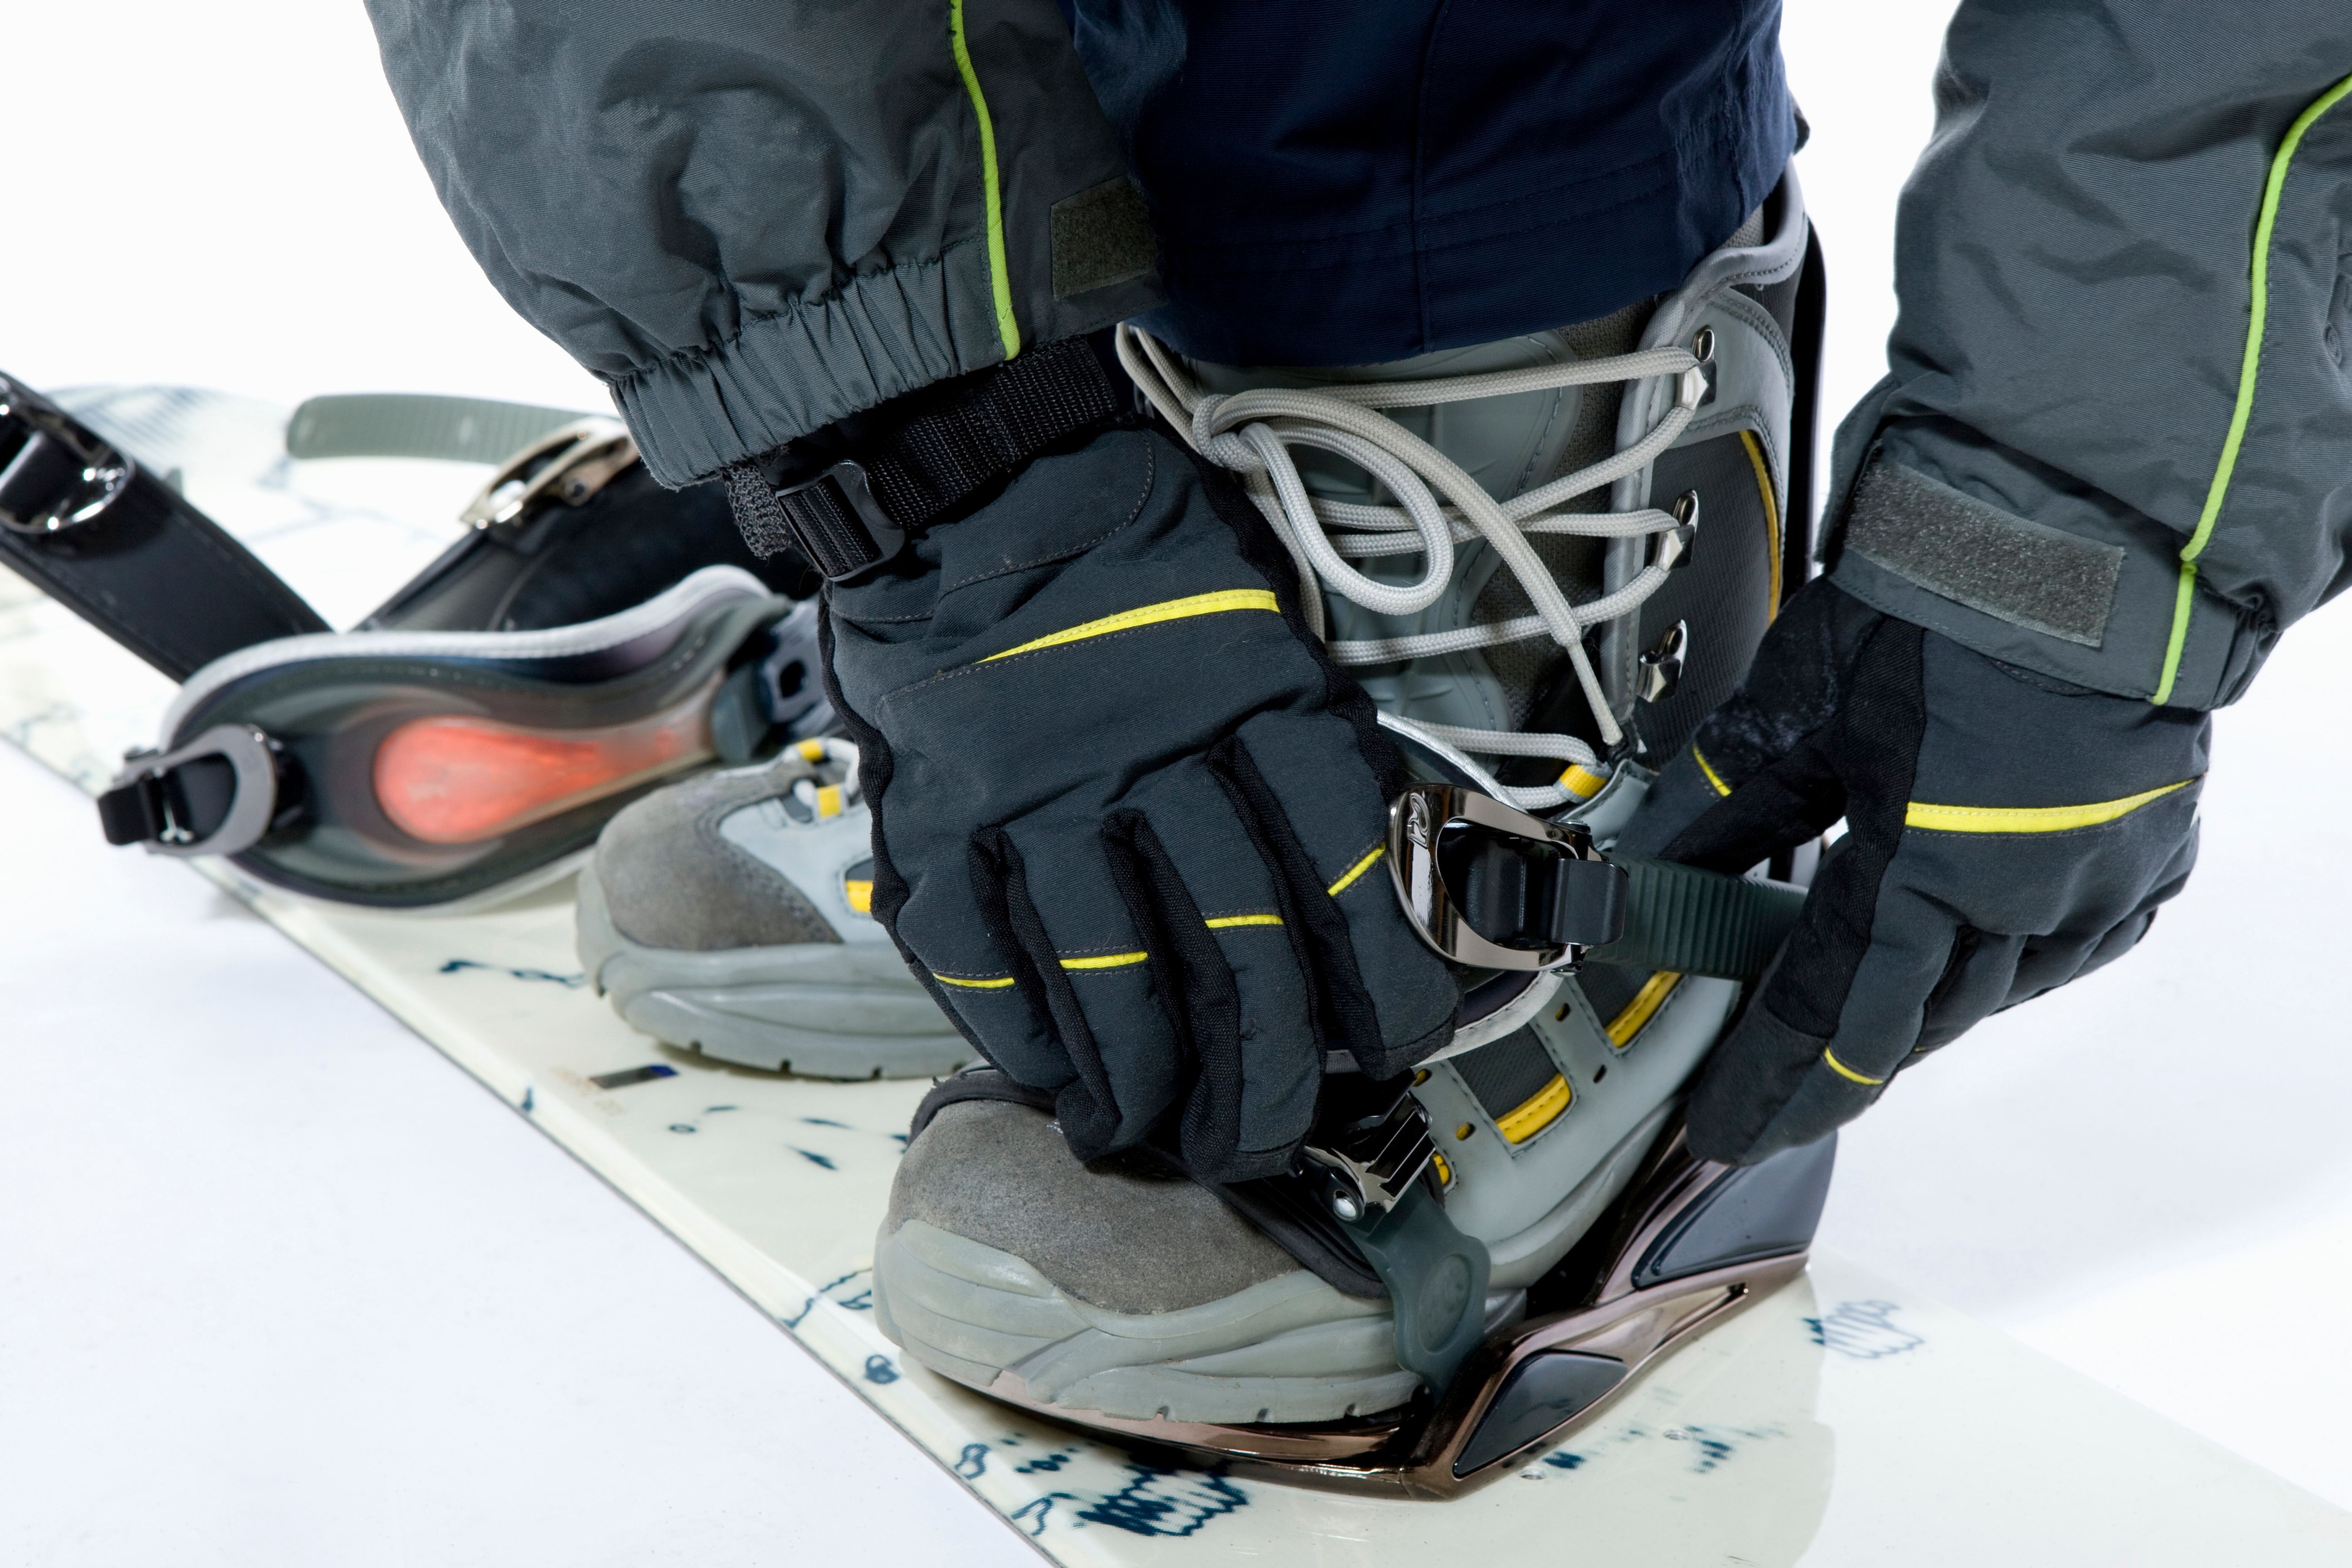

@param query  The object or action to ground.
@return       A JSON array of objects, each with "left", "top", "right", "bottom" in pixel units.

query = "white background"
[{"left": 6, "top": 2, "right": 2351, "bottom": 1561}]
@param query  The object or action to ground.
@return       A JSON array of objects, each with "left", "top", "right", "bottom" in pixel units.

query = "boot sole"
[{"left": 872, "top": 1217, "right": 1425, "bottom": 1426}]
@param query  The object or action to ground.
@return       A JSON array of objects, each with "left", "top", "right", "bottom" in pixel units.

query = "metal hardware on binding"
[
  {"left": 1387, "top": 784, "right": 1627, "bottom": 972},
  {"left": 775, "top": 459, "right": 906, "bottom": 583},
  {"left": 0, "top": 376, "right": 135, "bottom": 534},
  {"left": 99, "top": 724, "right": 288, "bottom": 859},
  {"left": 1300, "top": 1088, "right": 1440, "bottom": 1223},
  {"left": 458, "top": 417, "right": 637, "bottom": 529}
]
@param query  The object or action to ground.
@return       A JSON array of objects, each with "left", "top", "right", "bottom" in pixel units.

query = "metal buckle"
[
  {"left": 1386, "top": 783, "right": 1623, "bottom": 972},
  {"left": 1300, "top": 1088, "right": 1439, "bottom": 1223},
  {"left": 458, "top": 417, "right": 637, "bottom": 529},
  {"left": 0, "top": 375, "right": 135, "bottom": 534},
  {"left": 107, "top": 724, "right": 285, "bottom": 858},
  {"left": 774, "top": 459, "right": 906, "bottom": 583}
]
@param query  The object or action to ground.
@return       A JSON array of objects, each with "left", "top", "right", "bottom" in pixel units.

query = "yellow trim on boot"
[
  {"left": 1557, "top": 763, "right": 1611, "bottom": 801},
  {"left": 1738, "top": 428, "right": 1783, "bottom": 619},
  {"left": 1495, "top": 1075, "right": 1573, "bottom": 1144},
  {"left": 1605, "top": 970, "right": 1684, "bottom": 1048}
]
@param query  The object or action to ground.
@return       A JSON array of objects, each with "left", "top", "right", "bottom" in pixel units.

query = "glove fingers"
[
  {"left": 1622, "top": 742, "right": 1846, "bottom": 875},
  {"left": 959, "top": 825, "right": 1176, "bottom": 1159},
  {"left": 1208, "top": 722, "right": 1455, "bottom": 1078},
  {"left": 1695, "top": 787, "right": 2204, "bottom": 1164},
  {"left": 1686, "top": 837, "right": 1955, "bottom": 1165},
  {"left": 1104, "top": 803, "right": 1317, "bottom": 1180},
  {"left": 2007, "top": 817, "right": 2199, "bottom": 1005},
  {"left": 1617, "top": 581, "right": 1897, "bottom": 870}
]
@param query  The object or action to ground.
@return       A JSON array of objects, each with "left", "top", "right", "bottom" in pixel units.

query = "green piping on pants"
[
  {"left": 949, "top": 0, "right": 1023, "bottom": 363},
  {"left": 2155, "top": 68, "right": 2352, "bottom": 706}
]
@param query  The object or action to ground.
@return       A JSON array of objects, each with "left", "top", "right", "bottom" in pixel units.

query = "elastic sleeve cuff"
[{"left": 608, "top": 243, "right": 1006, "bottom": 489}]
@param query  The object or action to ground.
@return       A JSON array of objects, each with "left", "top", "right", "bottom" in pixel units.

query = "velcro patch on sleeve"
[
  {"left": 1845, "top": 458, "right": 2123, "bottom": 647},
  {"left": 1050, "top": 178, "right": 1159, "bottom": 299}
]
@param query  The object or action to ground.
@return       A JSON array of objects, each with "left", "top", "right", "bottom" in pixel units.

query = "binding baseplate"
[{"left": 967, "top": 1119, "right": 1832, "bottom": 1499}]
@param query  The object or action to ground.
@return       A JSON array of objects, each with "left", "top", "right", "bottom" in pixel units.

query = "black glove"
[
  {"left": 1617, "top": 581, "right": 2207, "bottom": 1165},
  {"left": 825, "top": 421, "right": 1458, "bottom": 1181}
]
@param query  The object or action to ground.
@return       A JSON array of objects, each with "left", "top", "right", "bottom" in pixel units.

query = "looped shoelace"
[{"left": 1116, "top": 325, "right": 1706, "bottom": 812}]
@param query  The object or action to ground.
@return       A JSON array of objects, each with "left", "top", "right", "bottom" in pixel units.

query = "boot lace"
[{"left": 1117, "top": 323, "right": 1707, "bottom": 811}]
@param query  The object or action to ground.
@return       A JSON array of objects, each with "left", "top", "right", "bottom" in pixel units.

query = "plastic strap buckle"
[
  {"left": 774, "top": 459, "right": 907, "bottom": 584},
  {"left": 724, "top": 335, "right": 1123, "bottom": 579},
  {"left": 1387, "top": 784, "right": 1628, "bottom": 972},
  {"left": 98, "top": 724, "right": 287, "bottom": 858}
]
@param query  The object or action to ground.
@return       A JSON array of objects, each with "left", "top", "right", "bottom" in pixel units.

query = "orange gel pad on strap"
[{"left": 374, "top": 692, "right": 714, "bottom": 844}]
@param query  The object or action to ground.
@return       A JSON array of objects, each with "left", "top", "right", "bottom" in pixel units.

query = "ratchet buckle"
[{"left": 1387, "top": 783, "right": 1627, "bottom": 972}]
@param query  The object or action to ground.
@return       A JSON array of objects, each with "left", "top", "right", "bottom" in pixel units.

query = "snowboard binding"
[
  {"left": 878, "top": 782, "right": 1823, "bottom": 1496},
  {"left": 0, "top": 371, "right": 830, "bottom": 908},
  {"left": 975, "top": 1108, "right": 1830, "bottom": 1499}
]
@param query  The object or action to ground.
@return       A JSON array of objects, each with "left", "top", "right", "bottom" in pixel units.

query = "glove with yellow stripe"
[
  {"left": 1617, "top": 580, "right": 2207, "bottom": 1165},
  {"left": 824, "top": 424, "right": 1457, "bottom": 1181}
]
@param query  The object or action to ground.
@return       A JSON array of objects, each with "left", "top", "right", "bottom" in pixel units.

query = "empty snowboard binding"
[
  {"left": 101, "top": 568, "right": 824, "bottom": 907},
  {"left": 0, "top": 371, "right": 829, "bottom": 907}
]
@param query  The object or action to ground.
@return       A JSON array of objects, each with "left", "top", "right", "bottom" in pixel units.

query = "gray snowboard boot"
[
  {"left": 576, "top": 734, "right": 974, "bottom": 1079},
  {"left": 875, "top": 177, "right": 1829, "bottom": 1491}
]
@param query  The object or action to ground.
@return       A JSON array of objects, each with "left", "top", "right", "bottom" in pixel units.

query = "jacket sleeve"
[
  {"left": 1822, "top": 1, "right": 2352, "bottom": 709},
  {"left": 363, "top": 0, "right": 1165, "bottom": 487}
]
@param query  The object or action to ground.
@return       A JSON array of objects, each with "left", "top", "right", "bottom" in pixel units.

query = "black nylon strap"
[
  {"left": 0, "top": 378, "right": 327, "bottom": 681},
  {"left": 723, "top": 460, "right": 798, "bottom": 560},
  {"left": 735, "top": 337, "right": 1121, "bottom": 578},
  {"left": 860, "top": 336, "right": 1119, "bottom": 525}
]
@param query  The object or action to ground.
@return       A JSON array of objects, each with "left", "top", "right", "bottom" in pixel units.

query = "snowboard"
[{"left": 2, "top": 385, "right": 2345, "bottom": 1566}]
